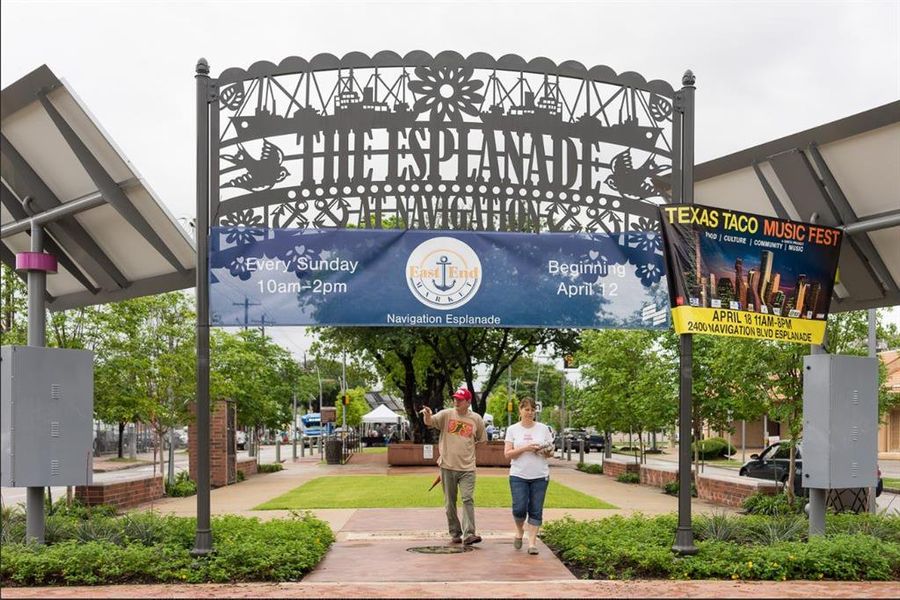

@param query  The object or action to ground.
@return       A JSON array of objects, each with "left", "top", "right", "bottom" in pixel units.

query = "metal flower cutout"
[
  {"left": 409, "top": 66, "right": 484, "bottom": 122},
  {"left": 220, "top": 209, "right": 265, "bottom": 245}
]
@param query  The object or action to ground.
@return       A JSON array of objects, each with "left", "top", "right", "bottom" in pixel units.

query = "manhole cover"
[{"left": 407, "top": 545, "right": 475, "bottom": 554}]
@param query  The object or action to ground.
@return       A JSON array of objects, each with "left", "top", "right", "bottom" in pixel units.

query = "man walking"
[{"left": 422, "top": 386, "right": 487, "bottom": 545}]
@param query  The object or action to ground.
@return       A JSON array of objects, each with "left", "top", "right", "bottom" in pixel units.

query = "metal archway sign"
[{"left": 192, "top": 52, "right": 696, "bottom": 556}]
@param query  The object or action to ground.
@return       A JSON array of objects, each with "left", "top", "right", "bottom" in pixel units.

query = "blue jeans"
[{"left": 509, "top": 475, "right": 549, "bottom": 526}]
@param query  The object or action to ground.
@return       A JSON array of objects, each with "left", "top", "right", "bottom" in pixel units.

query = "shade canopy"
[
  {"left": 695, "top": 101, "right": 900, "bottom": 312},
  {"left": 1, "top": 65, "right": 195, "bottom": 311},
  {"left": 362, "top": 404, "right": 404, "bottom": 424}
]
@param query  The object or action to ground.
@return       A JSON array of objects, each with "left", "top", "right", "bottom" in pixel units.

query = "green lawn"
[
  {"left": 361, "top": 447, "right": 387, "bottom": 454},
  {"left": 255, "top": 475, "right": 616, "bottom": 510},
  {"left": 884, "top": 477, "right": 900, "bottom": 489}
]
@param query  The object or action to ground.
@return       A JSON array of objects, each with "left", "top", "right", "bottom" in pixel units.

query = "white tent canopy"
[
  {"left": 483, "top": 413, "right": 494, "bottom": 424},
  {"left": 362, "top": 404, "right": 404, "bottom": 424}
]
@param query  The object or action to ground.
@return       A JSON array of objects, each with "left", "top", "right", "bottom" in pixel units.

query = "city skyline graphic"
[{"left": 685, "top": 231, "right": 837, "bottom": 319}]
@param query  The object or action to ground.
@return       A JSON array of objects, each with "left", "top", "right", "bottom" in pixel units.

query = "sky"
[{"left": 2, "top": 0, "right": 899, "bottom": 357}]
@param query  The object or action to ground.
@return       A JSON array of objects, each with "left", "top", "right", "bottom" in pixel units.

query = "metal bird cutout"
[
  {"left": 222, "top": 139, "right": 289, "bottom": 192},
  {"left": 604, "top": 149, "right": 664, "bottom": 199}
]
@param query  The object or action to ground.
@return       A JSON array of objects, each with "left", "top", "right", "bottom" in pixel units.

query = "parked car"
[
  {"left": 554, "top": 428, "right": 590, "bottom": 452},
  {"left": 738, "top": 441, "right": 883, "bottom": 497},
  {"left": 236, "top": 431, "right": 246, "bottom": 450},
  {"left": 587, "top": 432, "right": 605, "bottom": 452}
]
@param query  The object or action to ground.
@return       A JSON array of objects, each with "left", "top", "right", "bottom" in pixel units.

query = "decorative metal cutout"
[
  {"left": 406, "top": 545, "right": 474, "bottom": 554},
  {"left": 211, "top": 51, "right": 675, "bottom": 239}
]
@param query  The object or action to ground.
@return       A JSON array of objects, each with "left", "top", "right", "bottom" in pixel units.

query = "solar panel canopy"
[
  {"left": 1, "top": 65, "right": 195, "bottom": 311},
  {"left": 695, "top": 101, "right": 900, "bottom": 313}
]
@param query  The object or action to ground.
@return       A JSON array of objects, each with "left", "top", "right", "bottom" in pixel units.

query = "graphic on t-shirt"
[{"left": 447, "top": 419, "right": 474, "bottom": 438}]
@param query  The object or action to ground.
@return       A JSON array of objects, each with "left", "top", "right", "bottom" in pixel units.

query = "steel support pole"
[
  {"left": 292, "top": 391, "right": 298, "bottom": 460},
  {"left": 192, "top": 58, "right": 213, "bottom": 557},
  {"left": 673, "top": 70, "right": 698, "bottom": 556},
  {"left": 808, "top": 334, "right": 828, "bottom": 536},
  {"left": 25, "top": 224, "right": 46, "bottom": 544},
  {"left": 868, "top": 309, "right": 878, "bottom": 513}
]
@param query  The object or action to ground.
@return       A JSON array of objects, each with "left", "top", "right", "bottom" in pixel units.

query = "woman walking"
[{"left": 504, "top": 397, "right": 554, "bottom": 555}]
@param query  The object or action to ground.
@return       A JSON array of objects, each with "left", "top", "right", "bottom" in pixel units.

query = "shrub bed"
[
  {"left": 541, "top": 513, "right": 900, "bottom": 580},
  {"left": 258, "top": 463, "right": 285, "bottom": 474},
  {"left": 1, "top": 506, "right": 334, "bottom": 585},
  {"left": 165, "top": 471, "right": 197, "bottom": 498},
  {"left": 663, "top": 481, "right": 697, "bottom": 497},
  {"left": 577, "top": 463, "right": 603, "bottom": 475},
  {"left": 616, "top": 473, "right": 640, "bottom": 484},
  {"left": 743, "top": 491, "right": 806, "bottom": 515}
]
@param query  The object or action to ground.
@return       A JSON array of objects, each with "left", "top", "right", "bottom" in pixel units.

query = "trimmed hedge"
[
  {"left": 577, "top": 463, "right": 603, "bottom": 475},
  {"left": 1, "top": 509, "right": 334, "bottom": 585},
  {"left": 691, "top": 437, "right": 736, "bottom": 460},
  {"left": 541, "top": 513, "right": 900, "bottom": 581},
  {"left": 258, "top": 463, "right": 285, "bottom": 474}
]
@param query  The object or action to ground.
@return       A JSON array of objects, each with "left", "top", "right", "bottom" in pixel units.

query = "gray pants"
[{"left": 441, "top": 468, "right": 476, "bottom": 538}]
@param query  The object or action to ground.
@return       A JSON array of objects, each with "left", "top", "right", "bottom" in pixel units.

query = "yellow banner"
[{"left": 671, "top": 306, "right": 826, "bottom": 345}]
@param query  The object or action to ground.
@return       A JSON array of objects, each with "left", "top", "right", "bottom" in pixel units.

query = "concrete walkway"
[{"left": 4, "top": 450, "right": 897, "bottom": 598}]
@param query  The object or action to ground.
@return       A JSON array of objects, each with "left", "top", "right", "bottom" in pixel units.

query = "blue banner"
[{"left": 209, "top": 228, "right": 669, "bottom": 329}]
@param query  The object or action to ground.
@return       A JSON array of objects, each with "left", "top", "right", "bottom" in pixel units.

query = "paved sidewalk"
[
  {"left": 3, "top": 579, "right": 898, "bottom": 598},
  {"left": 5, "top": 450, "right": 895, "bottom": 598}
]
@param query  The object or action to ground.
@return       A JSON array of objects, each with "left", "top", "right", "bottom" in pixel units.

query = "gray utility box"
[
  {"left": 802, "top": 354, "right": 877, "bottom": 490},
  {"left": 1, "top": 346, "right": 94, "bottom": 487}
]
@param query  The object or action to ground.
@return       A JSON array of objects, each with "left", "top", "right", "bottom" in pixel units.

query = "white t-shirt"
[{"left": 505, "top": 422, "right": 553, "bottom": 479}]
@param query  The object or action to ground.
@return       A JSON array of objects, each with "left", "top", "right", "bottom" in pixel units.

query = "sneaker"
[
  {"left": 463, "top": 534, "right": 482, "bottom": 546},
  {"left": 513, "top": 537, "right": 523, "bottom": 550},
  {"left": 528, "top": 546, "right": 539, "bottom": 555},
  {"left": 451, "top": 536, "right": 462, "bottom": 544}
]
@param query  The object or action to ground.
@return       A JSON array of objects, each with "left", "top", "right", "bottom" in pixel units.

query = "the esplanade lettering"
[{"left": 213, "top": 52, "right": 675, "bottom": 235}]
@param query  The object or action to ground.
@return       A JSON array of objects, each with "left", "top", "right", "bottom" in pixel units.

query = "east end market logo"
[{"left": 406, "top": 237, "right": 482, "bottom": 310}]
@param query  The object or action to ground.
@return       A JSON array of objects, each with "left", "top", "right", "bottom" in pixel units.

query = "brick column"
[{"left": 189, "top": 399, "right": 234, "bottom": 487}]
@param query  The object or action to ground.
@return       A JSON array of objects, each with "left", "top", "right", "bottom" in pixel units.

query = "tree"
[
  {"left": 0, "top": 264, "right": 27, "bottom": 345},
  {"left": 212, "top": 328, "right": 303, "bottom": 452},
  {"left": 577, "top": 330, "right": 676, "bottom": 462},
  {"left": 486, "top": 385, "right": 519, "bottom": 429},
  {"left": 335, "top": 387, "right": 370, "bottom": 428},
  {"left": 315, "top": 327, "right": 449, "bottom": 443}
]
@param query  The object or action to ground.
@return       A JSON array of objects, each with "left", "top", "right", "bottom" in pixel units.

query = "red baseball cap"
[{"left": 452, "top": 387, "right": 472, "bottom": 401}]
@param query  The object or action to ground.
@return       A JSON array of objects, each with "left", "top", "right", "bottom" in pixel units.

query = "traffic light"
[
  {"left": 563, "top": 354, "right": 577, "bottom": 369},
  {"left": 342, "top": 394, "right": 350, "bottom": 406}
]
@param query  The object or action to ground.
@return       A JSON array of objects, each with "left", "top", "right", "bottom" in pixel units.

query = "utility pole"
[
  {"left": 251, "top": 314, "right": 272, "bottom": 338},
  {"left": 233, "top": 297, "right": 259, "bottom": 330}
]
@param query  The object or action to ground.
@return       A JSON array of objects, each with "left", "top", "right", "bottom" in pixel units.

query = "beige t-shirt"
[{"left": 430, "top": 408, "right": 487, "bottom": 471}]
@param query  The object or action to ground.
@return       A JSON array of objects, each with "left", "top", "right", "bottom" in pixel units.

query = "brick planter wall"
[
  {"left": 388, "top": 442, "right": 439, "bottom": 466},
  {"left": 695, "top": 472, "right": 779, "bottom": 507},
  {"left": 387, "top": 441, "right": 510, "bottom": 467},
  {"left": 640, "top": 464, "right": 678, "bottom": 486},
  {"left": 236, "top": 458, "right": 257, "bottom": 477},
  {"left": 602, "top": 456, "right": 640, "bottom": 478},
  {"left": 75, "top": 475, "right": 164, "bottom": 511},
  {"left": 476, "top": 441, "right": 511, "bottom": 467}
]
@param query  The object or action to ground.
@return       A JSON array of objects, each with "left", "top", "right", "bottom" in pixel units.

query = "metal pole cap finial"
[
  {"left": 682, "top": 70, "right": 696, "bottom": 87},
  {"left": 196, "top": 58, "right": 210, "bottom": 75}
]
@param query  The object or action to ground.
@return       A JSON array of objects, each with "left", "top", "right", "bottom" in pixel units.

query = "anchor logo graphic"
[
  {"left": 433, "top": 256, "right": 456, "bottom": 292},
  {"left": 406, "top": 237, "right": 482, "bottom": 310}
]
